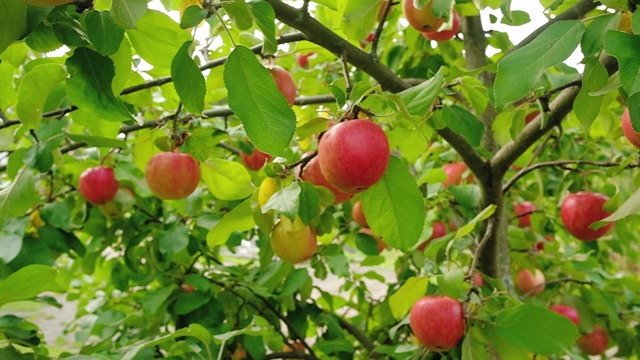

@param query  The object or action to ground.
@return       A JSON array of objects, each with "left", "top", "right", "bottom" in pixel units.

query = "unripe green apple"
[{"left": 270, "top": 217, "right": 317, "bottom": 264}]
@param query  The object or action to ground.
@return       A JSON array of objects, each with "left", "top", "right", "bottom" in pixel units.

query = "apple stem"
[{"left": 171, "top": 103, "right": 183, "bottom": 150}]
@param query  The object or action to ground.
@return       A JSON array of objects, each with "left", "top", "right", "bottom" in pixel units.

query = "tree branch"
[{"left": 436, "top": 127, "right": 488, "bottom": 185}]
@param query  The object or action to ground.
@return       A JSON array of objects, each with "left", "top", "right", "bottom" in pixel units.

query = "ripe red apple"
[
  {"left": 300, "top": 156, "right": 353, "bottom": 204},
  {"left": 473, "top": 272, "right": 483, "bottom": 286},
  {"left": 515, "top": 269, "right": 545, "bottom": 296},
  {"left": 422, "top": 10, "right": 460, "bottom": 42},
  {"left": 560, "top": 192, "right": 614, "bottom": 241},
  {"left": 417, "top": 221, "right": 447, "bottom": 251},
  {"left": 352, "top": 200, "right": 369, "bottom": 227},
  {"left": 514, "top": 201, "right": 536, "bottom": 227},
  {"left": 270, "top": 217, "right": 317, "bottom": 264},
  {"left": 360, "top": 227, "right": 386, "bottom": 253},
  {"left": 549, "top": 304, "right": 580, "bottom": 325},
  {"left": 269, "top": 67, "right": 296, "bottom": 106},
  {"left": 296, "top": 52, "right": 315, "bottom": 69},
  {"left": 145, "top": 150, "right": 200, "bottom": 200},
  {"left": 409, "top": 295, "right": 465, "bottom": 351},
  {"left": 534, "top": 235, "right": 553, "bottom": 251},
  {"left": 576, "top": 325, "right": 609, "bottom": 355},
  {"left": 621, "top": 108, "right": 640, "bottom": 148},
  {"left": 442, "top": 162, "right": 474, "bottom": 188},
  {"left": 240, "top": 148, "right": 272, "bottom": 171},
  {"left": 318, "top": 120, "right": 390, "bottom": 194},
  {"left": 79, "top": 166, "right": 119, "bottom": 205},
  {"left": 360, "top": 32, "right": 376, "bottom": 48},
  {"left": 402, "top": 0, "right": 445, "bottom": 33}
]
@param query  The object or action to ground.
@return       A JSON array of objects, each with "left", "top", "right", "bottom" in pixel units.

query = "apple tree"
[{"left": 1, "top": 0, "right": 640, "bottom": 358}]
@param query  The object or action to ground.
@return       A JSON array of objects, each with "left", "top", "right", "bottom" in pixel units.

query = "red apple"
[
  {"left": 621, "top": 108, "right": 640, "bottom": 148},
  {"left": 560, "top": 192, "right": 614, "bottom": 241},
  {"left": 576, "top": 325, "right": 609, "bottom": 355},
  {"left": 269, "top": 67, "right": 296, "bottom": 106},
  {"left": 515, "top": 269, "right": 545, "bottom": 296},
  {"left": 534, "top": 235, "right": 553, "bottom": 251},
  {"left": 473, "top": 272, "right": 484, "bottom": 286},
  {"left": 240, "top": 148, "right": 272, "bottom": 171},
  {"left": 301, "top": 156, "right": 353, "bottom": 204},
  {"left": 79, "top": 166, "right": 119, "bottom": 205},
  {"left": 417, "top": 221, "right": 447, "bottom": 251},
  {"left": 352, "top": 201, "right": 369, "bottom": 227},
  {"left": 270, "top": 217, "right": 317, "bottom": 264},
  {"left": 360, "top": 32, "right": 376, "bottom": 48},
  {"left": 296, "top": 52, "right": 315, "bottom": 69},
  {"left": 318, "top": 120, "right": 390, "bottom": 194},
  {"left": 145, "top": 150, "right": 200, "bottom": 200},
  {"left": 514, "top": 201, "right": 536, "bottom": 227},
  {"left": 422, "top": 10, "right": 460, "bottom": 42},
  {"left": 549, "top": 304, "right": 580, "bottom": 325},
  {"left": 360, "top": 227, "right": 386, "bottom": 253},
  {"left": 409, "top": 295, "right": 465, "bottom": 351},
  {"left": 442, "top": 162, "right": 474, "bottom": 188},
  {"left": 402, "top": 0, "right": 445, "bottom": 33}
]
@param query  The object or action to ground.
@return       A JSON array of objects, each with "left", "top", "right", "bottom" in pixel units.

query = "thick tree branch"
[{"left": 436, "top": 127, "right": 488, "bottom": 184}]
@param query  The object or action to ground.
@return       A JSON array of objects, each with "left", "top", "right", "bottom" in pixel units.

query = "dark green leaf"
[
  {"left": 249, "top": 1, "right": 277, "bottom": 55},
  {"left": 85, "top": 11, "right": 124, "bottom": 55},
  {"left": 581, "top": 13, "right": 619, "bottom": 58},
  {"left": 604, "top": 30, "right": 640, "bottom": 97},
  {"left": 298, "top": 182, "right": 320, "bottom": 225},
  {"left": 158, "top": 222, "right": 189, "bottom": 256},
  {"left": 0, "top": 1, "right": 27, "bottom": 55},
  {"left": 180, "top": 5, "right": 208, "bottom": 29},
  {"left": 171, "top": 41, "right": 206, "bottom": 114},
  {"left": 573, "top": 57, "right": 608, "bottom": 130},
  {"left": 280, "top": 268, "right": 310, "bottom": 296},
  {"left": 442, "top": 105, "right": 485, "bottom": 147},
  {"left": 398, "top": 68, "right": 445, "bottom": 117}
]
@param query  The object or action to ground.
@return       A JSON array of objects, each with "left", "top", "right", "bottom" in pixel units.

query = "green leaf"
[
  {"left": 495, "top": 304, "right": 580, "bottom": 355},
  {"left": 573, "top": 57, "right": 608, "bottom": 130},
  {"left": 398, "top": 68, "right": 445, "bottom": 117},
  {"left": 604, "top": 30, "right": 640, "bottom": 97},
  {"left": 23, "top": 142, "right": 54, "bottom": 173},
  {"left": 85, "top": 11, "right": 124, "bottom": 56},
  {"left": 432, "top": 0, "right": 453, "bottom": 18},
  {"left": 0, "top": 168, "right": 40, "bottom": 228},
  {"left": 0, "top": 235, "right": 22, "bottom": 264},
  {"left": 223, "top": 46, "right": 296, "bottom": 156},
  {"left": 200, "top": 158, "right": 254, "bottom": 201},
  {"left": 628, "top": 92, "right": 640, "bottom": 133},
  {"left": 499, "top": 0, "right": 513, "bottom": 23},
  {"left": 493, "top": 21, "right": 585, "bottom": 108},
  {"left": 249, "top": 1, "right": 277, "bottom": 56},
  {"left": 207, "top": 199, "right": 255, "bottom": 247},
  {"left": 388, "top": 277, "right": 429, "bottom": 320},
  {"left": 66, "top": 48, "right": 134, "bottom": 122},
  {"left": 262, "top": 182, "right": 301, "bottom": 221},
  {"left": 0, "top": 265, "right": 62, "bottom": 308},
  {"left": 66, "top": 134, "right": 127, "bottom": 148},
  {"left": 180, "top": 5, "right": 208, "bottom": 29},
  {"left": 581, "top": 13, "right": 619, "bottom": 58},
  {"left": 298, "top": 182, "right": 320, "bottom": 225},
  {"left": 126, "top": 10, "right": 192, "bottom": 68},
  {"left": 0, "top": 1, "right": 27, "bottom": 55},
  {"left": 16, "top": 63, "right": 67, "bottom": 129},
  {"left": 437, "top": 266, "right": 466, "bottom": 298},
  {"left": 171, "top": 41, "right": 206, "bottom": 115},
  {"left": 342, "top": 0, "right": 380, "bottom": 41},
  {"left": 110, "top": 0, "right": 147, "bottom": 29},
  {"left": 500, "top": 10, "right": 530, "bottom": 26},
  {"left": 222, "top": 0, "right": 254, "bottom": 30},
  {"left": 442, "top": 105, "right": 485, "bottom": 147},
  {"left": 158, "top": 222, "right": 189, "bottom": 256},
  {"left": 455, "top": 205, "right": 496, "bottom": 239},
  {"left": 600, "top": 187, "right": 640, "bottom": 223},
  {"left": 462, "top": 324, "right": 491, "bottom": 360},
  {"left": 361, "top": 157, "right": 426, "bottom": 251},
  {"left": 280, "top": 268, "right": 310, "bottom": 297},
  {"left": 633, "top": 11, "right": 640, "bottom": 34},
  {"left": 122, "top": 324, "right": 212, "bottom": 360}
]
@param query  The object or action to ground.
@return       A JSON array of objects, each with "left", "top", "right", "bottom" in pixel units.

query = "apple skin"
[
  {"left": 240, "top": 148, "right": 272, "bottom": 171},
  {"left": 409, "top": 295, "right": 465, "bottom": 352},
  {"left": 560, "top": 192, "right": 614, "bottom": 241},
  {"left": 145, "top": 151, "right": 200, "bottom": 200},
  {"left": 79, "top": 166, "right": 119, "bottom": 205},
  {"left": 352, "top": 201, "right": 369, "bottom": 227},
  {"left": 534, "top": 235, "right": 553, "bottom": 251},
  {"left": 621, "top": 108, "right": 640, "bottom": 149},
  {"left": 576, "top": 325, "right": 609, "bottom": 355},
  {"left": 270, "top": 217, "right": 317, "bottom": 264},
  {"left": 515, "top": 269, "right": 545, "bottom": 296},
  {"left": 473, "top": 272, "right": 483, "bottom": 286},
  {"left": 422, "top": 10, "right": 460, "bottom": 42},
  {"left": 417, "top": 221, "right": 447, "bottom": 251},
  {"left": 549, "top": 304, "right": 580, "bottom": 325},
  {"left": 269, "top": 67, "right": 296, "bottom": 106},
  {"left": 22, "top": 0, "right": 73, "bottom": 6},
  {"left": 442, "top": 162, "right": 473, "bottom": 188},
  {"left": 296, "top": 52, "right": 315, "bottom": 69},
  {"left": 402, "top": 0, "right": 445, "bottom": 33},
  {"left": 301, "top": 156, "right": 353, "bottom": 204},
  {"left": 360, "top": 227, "right": 386, "bottom": 253},
  {"left": 514, "top": 201, "right": 536, "bottom": 227},
  {"left": 318, "top": 120, "right": 390, "bottom": 194}
]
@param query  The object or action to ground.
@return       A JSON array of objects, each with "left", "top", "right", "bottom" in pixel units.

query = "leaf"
[
  {"left": 462, "top": 324, "right": 491, "bottom": 360},
  {"left": 122, "top": 324, "right": 212, "bottom": 360},
  {"left": 66, "top": 134, "right": 127, "bottom": 148},
  {"left": 342, "top": 0, "right": 380, "bottom": 41},
  {"left": 0, "top": 265, "right": 62, "bottom": 308},
  {"left": 126, "top": 10, "right": 192, "bottom": 69},
  {"left": 280, "top": 268, "right": 310, "bottom": 297},
  {"left": 110, "top": 0, "right": 147, "bottom": 29},
  {"left": 634, "top": 11, "right": 640, "bottom": 34},
  {"left": 221, "top": 0, "right": 254, "bottom": 30},
  {"left": 628, "top": 92, "right": 640, "bottom": 133},
  {"left": 0, "top": 168, "right": 40, "bottom": 228},
  {"left": 604, "top": 30, "right": 640, "bottom": 97},
  {"left": 158, "top": 222, "right": 189, "bottom": 256},
  {"left": 0, "top": 235, "right": 22, "bottom": 264},
  {"left": 437, "top": 266, "right": 466, "bottom": 298},
  {"left": 499, "top": 0, "right": 513, "bottom": 23},
  {"left": 581, "top": 13, "right": 619, "bottom": 58},
  {"left": 455, "top": 205, "right": 496, "bottom": 239},
  {"left": 298, "top": 182, "right": 320, "bottom": 225},
  {"left": 16, "top": 63, "right": 67, "bottom": 129},
  {"left": 432, "top": 0, "right": 453, "bottom": 19},
  {"left": 0, "top": 1, "right": 27, "bottom": 55},
  {"left": 442, "top": 105, "right": 485, "bottom": 147},
  {"left": 398, "top": 68, "right": 445, "bottom": 117},
  {"left": 262, "top": 182, "right": 301, "bottom": 221},
  {"left": 493, "top": 21, "right": 585, "bottom": 108},
  {"left": 223, "top": 46, "right": 296, "bottom": 156},
  {"left": 600, "top": 187, "right": 640, "bottom": 223},
  {"left": 249, "top": 1, "right": 277, "bottom": 56},
  {"left": 361, "top": 157, "right": 426, "bottom": 251},
  {"left": 495, "top": 304, "right": 580, "bottom": 355},
  {"left": 180, "top": 5, "right": 208, "bottom": 29},
  {"left": 66, "top": 48, "right": 134, "bottom": 122},
  {"left": 85, "top": 11, "right": 124, "bottom": 56},
  {"left": 171, "top": 41, "right": 206, "bottom": 115},
  {"left": 206, "top": 199, "right": 255, "bottom": 247},
  {"left": 573, "top": 58, "right": 608, "bottom": 130},
  {"left": 388, "top": 277, "right": 429, "bottom": 320},
  {"left": 200, "top": 158, "right": 254, "bottom": 201}
]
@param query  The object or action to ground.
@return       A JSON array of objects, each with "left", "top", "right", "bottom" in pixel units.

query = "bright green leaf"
[
  {"left": 342, "top": 0, "right": 381, "bottom": 41},
  {"left": 581, "top": 13, "right": 619, "bottom": 58},
  {"left": 110, "top": 0, "right": 147, "bottom": 29},
  {"left": 249, "top": 1, "right": 277, "bottom": 55},
  {"left": 389, "top": 277, "right": 429, "bottom": 320},
  {"left": 16, "top": 63, "right": 67, "bottom": 129},
  {"left": 207, "top": 199, "right": 255, "bottom": 247},
  {"left": 0, "top": 168, "right": 40, "bottom": 228},
  {"left": 200, "top": 158, "right": 254, "bottom": 201},
  {"left": 263, "top": 182, "right": 301, "bottom": 221},
  {"left": 0, "top": 1, "right": 27, "bottom": 55},
  {"left": 222, "top": 0, "right": 254, "bottom": 30},
  {"left": 298, "top": 182, "right": 320, "bottom": 225},
  {"left": 180, "top": 5, "right": 208, "bottom": 29},
  {"left": 171, "top": 41, "right": 206, "bottom": 115},
  {"left": 398, "top": 68, "right": 445, "bottom": 117},
  {"left": 0, "top": 265, "right": 62, "bottom": 308},
  {"left": 455, "top": 205, "right": 496, "bottom": 239},
  {"left": 573, "top": 57, "right": 608, "bottom": 130},
  {"left": 604, "top": 30, "right": 640, "bottom": 97}
]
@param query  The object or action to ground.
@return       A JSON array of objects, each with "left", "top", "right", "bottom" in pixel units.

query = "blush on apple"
[
  {"left": 549, "top": 304, "right": 580, "bottom": 325},
  {"left": 560, "top": 192, "right": 614, "bottom": 241},
  {"left": 78, "top": 166, "right": 119, "bottom": 205},
  {"left": 576, "top": 325, "right": 609, "bottom": 355},
  {"left": 417, "top": 221, "right": 447, "bottom": 251},
  {"left": 515, "top": 269, "right": 545, "bottom": 296},
  {"left": 301, "top": 155, "right": 353, "bottom": 204},
  {"left": 270, "top": 217, "right": 317, "bottom": 264},
  {"left": 621, "top": 107, "right": 640, "bottom": 149},
  {"left": 402, "top": 0, "right": 445, "bottom": 33},
  {"left": 514, "top": 201, "right": 536, "bottom": 227},
  {"left": 442, "top": 162, "right": 474, "bottom": 188},
  {"left": 422, "top": 10, "right": 460, "bottom": 42},
  {"left": 145, "top": 150, "right": 201, "bottom": 200},
  {"left": 409, "top": 295, "right": 465, "bottom": 351},
  {"left": 240, "top": 148, "right": 272, "bottom": 171},
  {"left": 351, "top": 200, "right": 369, "bottom": 227},
  {"left": 318, "top": 120, "right": 390, "bottom": 194},
  {"left": 269, "top": 67, "right": 296, "bottom": 106}
]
